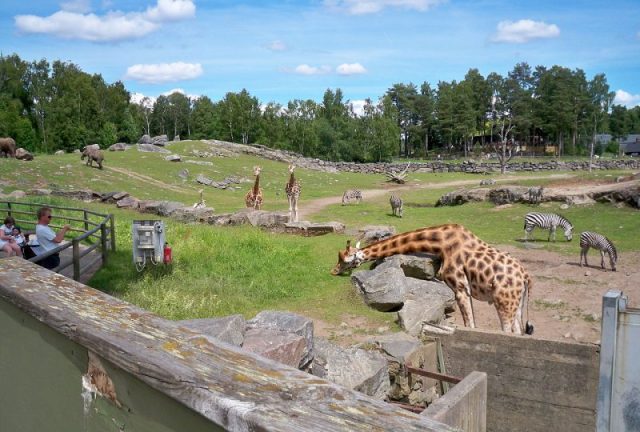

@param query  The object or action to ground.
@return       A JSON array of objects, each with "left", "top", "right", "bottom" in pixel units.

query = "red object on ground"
[{"left": 163, "top": 243, "right": 172, "bottom": 264}]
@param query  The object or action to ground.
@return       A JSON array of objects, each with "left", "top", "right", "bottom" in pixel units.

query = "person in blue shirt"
[{"left": 35, "top": 206, "right": 71, "bottom": 269}]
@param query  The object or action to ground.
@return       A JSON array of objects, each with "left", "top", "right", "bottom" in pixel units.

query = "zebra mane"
[
  {"left": 608, "top": 238, "right": 618, "bottom": 261},
  {"left": 556, "top": 214, "right": 573, "bottom": 229}
]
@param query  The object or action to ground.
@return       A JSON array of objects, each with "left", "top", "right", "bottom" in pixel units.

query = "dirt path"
[
  {"left": 105, "top": 166, "right": 191, "bottom": 194},
  {"left": 299, "top": 173, "right": 573, "bottom": 219}
]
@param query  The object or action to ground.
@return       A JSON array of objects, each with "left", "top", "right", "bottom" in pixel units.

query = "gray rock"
[
  {"left": 15, "top": 148, "right": 34, "bottom": 160},
  {"left": 351, "top": 267, "right": 407, "bottom": 312},
  {"left": 165, "top": 154, "right": 181, "bottom": 162},
  {"left": 108, "top": 143, "right": 128, "bottom": 151},
  {"left": 54, "top": 150, "right": 65, "bottom": 155},
  {"left": 8, "top": 190, "right": 26, "bottom": 199},
  {"left": 436, "top": 188, "right": 488, "bottom": 206},
  {"left": 138, "top": 200, "right": 163, "bottom": 214},
  {"left": 156, "top": 201, "right": 185, "bottom": 216},
  {"left": 358, "top": 225, "right": 396, "bottom": 244},
  {"left": 196, "top": 174, "right": 213, "bottom": 186},
  {"left": 247, "top": 311, "right": 314, "bottom": 368},
  {"left": 173, "top": 135, "right": 180, "bottom": 141},
  {"left": 112, "top": 191, "right": 130, "bottom": 201},
  {"left": 137, "top": 143, "right": 170, "bottom": 153},
  {"left": 245, "top": 210, "right": 290, "bottom": 228},
  {"left": 312, "top": 337, "right": 390, "bottom": 400},
  {"left": 171, "top": 206, "right": 216, "bottom": 223},
  {"left": 84, "top": 144, "right": 100, "bottom": 151},
  {"left": 179, "top": 314, "right": 246, "bottom": 347},
  {"left": 372, "top": 254, "right": 440, "bottom": 280},
  {"left": 73, "top": 149, "right": 81, "bottom": 153},
  {"left": 185, "top": 160, "right": 214, "bottom": 166},
  {"left": 488, "top": 187, "right": 529, "bottom": 205},
  {"left": 397, "top": 279, "right": 455, "bottom": 337},
  {"left": 138, "top": 134, "right": 152, "bottom": 144},
  {"left": 178, "top": 169, "right": 189, "bottom": 179},
  {"left": 116, "top": 196, "right": 139, "bottom": 209},
  {"left": 242, "top": 328, "right": 307, "bottom": 369},
  {"left": 152, "top": 134, "right": 168, "bottom": 146},
  {"left": 51, "top": 189, "right": 98, "bottom": 201},
  {"left": 30, "top": 188, "right": 52, "bottom": 196},
  {"left": 284, "top": 221, "right": 345, "bottom": 235}
]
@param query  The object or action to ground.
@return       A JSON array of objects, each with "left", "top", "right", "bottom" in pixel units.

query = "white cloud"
[
  {"left": 325, "top": 0, "right": 445, "bottom": 15},
  {"left": 491, "top": 19, "right": 560, "bottom": 43},
  {"left": 614, "top": 89, "right": 640, "bottom": 108},
  {"left": 124, "top": 62, "right": 203, "bottom": 84},
  {"left": 60, "top": 0, "right": 92, "bottom": 13},
  {"left": 14, "top": 0, "right": 195, "bottom": 42},
  {"left": 266, "top": 40, "right": 287, "bottom": 51},
  {"left": 349, "top": 99, "right": 367, "bottom": 116},
  {"left": 131, "top": 92, "right": 156, "bottom": 107},
  {"left": 162, "top": 88, "right": 200, "bottom": 100},
  {"left": 336, "top": 63, "right": 367, "bottom": 75},
  {"left": 293, "top": 64, "right": 332, "bottom": 75}
]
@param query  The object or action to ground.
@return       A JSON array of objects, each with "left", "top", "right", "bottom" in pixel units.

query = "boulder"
[
  {"left": 15, "top": 148, "right": 34, "bottom": 160},
  {"left": 372, "top": 254, "right": 440, "bottom": 281},
  {"left": 178, "top": 314, "right": 246, "bottom": 347},
  {"left": 138, "top": 200, "right": 163, "bottom": 214},
  {"left": 156, "top": 201, "right": 186, "bottom": 216},
  {"left": 242, "top": 328, "right": 307, "bottom": 369},
  {"left": 178, "top": 169, "right": 189, "bottom": 180},
  {"left": 165, "top": 154, "right": 181, "bottom": 162},
  {"left": 186, "top": 160, "right": 214, "bottom": 166},
  {"left": 174, "top": 135, "right": 180, "bottom": 141},
  {"left": 152, "top": 135, "right": 168, "bottom": 146},
  {"left": 247, "top": 311, "right": 314, "bottom": 368},
  {"left": 51, "top": 189, "right": 98, "bottom": 201},
  {"left": 358, "top": 225, "right": 396, "bottom": 244},
  {"left": 112, "top": 191, "right": 130, "bottom": 201},
  {"left": 245, "top": 210, "right": 290, "bottom": 228},
  {"left": 436, "top": 188, "right": 488, "bottom": 206},
  {"left": 30, "top": 188, "right": 52, "bottom": 196},
  {"left": 196, "top": 174, "right": 213, "bottom": 186},
  {"left": 116, "top": 196, "right": 139, "bottom": 209},
  {"left": 351, "top": 267, "right": 408, "bottom": 312},
  {"left": 284, "top": 221, "right": 345, "bottom": 235},
  {"left": 8, "top": 190, "right": 26, "bottom": 199},
  {"left": 171, "top": 207, "right": 216, "bottom": 223},
  {"left": 108, "top": 143, "right": 128, "bottom": 151},
  {"left": 85, "top": 144, "right": 100, "bottom": 151},
  {"left": 73, "top": 149, "right": 81, "bottom": 154},
  {"left": 312, "top": 337, "right": 390, "bottom": 400},
  {"left": 397, "top": 280, "right": 455, "bottom": 337},
  {"left": 138, "top": 134, "right": 152, "bottom": 144},
  {"left": 137, "top": 143, "right": 170, "bottom": 153},
  {"left": 488, "top": 187, "right": 529, "bottom": 205},
  {"left": 54, "top": 150, "right": 65, "bottom": 155}
]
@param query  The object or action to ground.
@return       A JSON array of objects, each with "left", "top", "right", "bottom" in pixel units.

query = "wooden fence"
[{"left": 1, "top": 201, "right": 115, "bottom": 281}]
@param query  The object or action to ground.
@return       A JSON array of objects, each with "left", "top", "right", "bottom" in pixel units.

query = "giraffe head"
[
  {"left": 253, "top": 166, "right": 262, "bottom": 176},
  {"left": 288, "top": 164, "right": 296, "bottom": 174},
  {"left": 331, "top": 240, "right": 365, "bottom": 275}
]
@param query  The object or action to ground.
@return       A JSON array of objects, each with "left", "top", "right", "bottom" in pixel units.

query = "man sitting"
[{"left": 35, "top": 206, "right": 71, "bottom": 270}]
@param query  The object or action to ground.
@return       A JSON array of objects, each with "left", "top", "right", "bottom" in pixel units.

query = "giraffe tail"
[{"left": 524, "top": 274, "right": 534, "bottom": 335}]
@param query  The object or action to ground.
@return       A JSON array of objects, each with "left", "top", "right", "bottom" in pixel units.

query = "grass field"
[{"left": 2, "top": 143, "right": 639, "bottom": 331}]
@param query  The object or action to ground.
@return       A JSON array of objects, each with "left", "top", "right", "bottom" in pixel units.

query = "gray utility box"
[{"left": 132, "top": 220, "right": 165, "bottom": 269}]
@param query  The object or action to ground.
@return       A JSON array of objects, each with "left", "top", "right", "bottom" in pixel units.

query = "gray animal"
[
  {"left": 479, "top": 178, "right": 496, "bottom": 186},
  {"left": 528, "top": 186, "right": 544, "bottom": 204},
  {"left": 342, "top": 189, "right": 363, "bottom": 205},
  {"left": 81, "top": 146, "right": 104, "bottom": 169},
  {"left": 389, "top": 194, "right": 403, "bottom": 217},
  {"left": 0, "top": 137, "right": 16, "bottom": 158}
]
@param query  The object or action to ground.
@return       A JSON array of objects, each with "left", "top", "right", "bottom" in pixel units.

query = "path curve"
[
  {"left": 105, "top": 166, "right": 191, "bottom": 194},
  {"left": 298, "top": 173, "right": 573, "bottom": 219}
]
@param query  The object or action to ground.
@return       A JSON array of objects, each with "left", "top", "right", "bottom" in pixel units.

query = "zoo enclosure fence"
[{"left": 0, "top": 200, "right": 115, "bottom": 281}]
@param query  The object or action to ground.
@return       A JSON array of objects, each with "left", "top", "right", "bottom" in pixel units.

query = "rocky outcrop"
[
  {"left": 151, "top": 135, "right": 168, "bottom": 146},
  {"left": 165, "top": 154, "right": 181, "bottom": 162},
  {"left": 138, "top": 134, "right": 152, "bottom": 144},
  {"left": 179, "top": 314, "right": 246, "bottom": 347},
  {"left": 137, "top": 143, "right": 170, "bottom": 153},
  {"left": 15, "top": 148, "right": 34, "bottom": 160},
  {"left": 108, "top": 143, "right": 128, "bottom": 151},
  {"left": 351, "top": 267, "right": 408, "bottom": 312},
  {"left": 436, "top": 188, "right": 489, "bottom": 206}
]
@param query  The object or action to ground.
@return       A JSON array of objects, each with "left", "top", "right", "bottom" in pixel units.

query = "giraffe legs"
[{"left": 451, "top": 277, "right": 476, "bottom": 328}]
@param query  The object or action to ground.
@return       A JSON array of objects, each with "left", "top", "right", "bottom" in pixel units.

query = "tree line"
[{"left": 1, "top": 53, "right": 640, "bottom": 161}]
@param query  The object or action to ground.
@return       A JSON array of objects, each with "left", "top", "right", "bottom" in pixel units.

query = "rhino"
[
  {"left": 81, "top": 146, "right": 104, "bottom": 169},
  {"left": 0, "top": 137, "right": 16, "bottom": 158}
]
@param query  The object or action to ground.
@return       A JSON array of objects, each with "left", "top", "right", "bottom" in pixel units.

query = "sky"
[{"left": 2, "top": 0, "right": 640, "bottom": 110}]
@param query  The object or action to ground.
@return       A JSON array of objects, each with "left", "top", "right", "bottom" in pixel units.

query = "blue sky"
[{"left": 2, "top": 0, "right": 639, "bottom": 109}]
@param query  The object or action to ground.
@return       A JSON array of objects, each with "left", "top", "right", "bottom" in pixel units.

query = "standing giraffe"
[
  {"left": 331, "top": 224, "right": 534, "bottom": 335},
  {"left": 285, "top": 164, "right": 301, "bottom": 222},
  {"left": 245, "top": 166, "right": 264, "bottom": 210}
]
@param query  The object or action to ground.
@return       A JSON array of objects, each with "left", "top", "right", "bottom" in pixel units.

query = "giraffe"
[
  {"left": 331, "top": 223, "right": 534, "bottom": 335},
  {"left": 285, "top": 164, "right": 301, "bottom": 222},
  {"left": 245, "top": 166, "right": 264, "bottom": 210}
]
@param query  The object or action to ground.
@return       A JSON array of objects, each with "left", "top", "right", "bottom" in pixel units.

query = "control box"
[{"left": 132, "top": 220, "right": 165, "bottom": 270}]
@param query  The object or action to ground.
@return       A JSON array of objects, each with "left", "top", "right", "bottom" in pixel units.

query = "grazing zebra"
[
  {"left": 524, "top": 212, "right": 573, "bottom": 242},
  {"left": 479, "top": 178, "right": 496, "bottom": 186},
  {"left": 528, "top": 186, "right": 544, "bottom": 204},
  {"left": 342, "top": 189, "right": 363, "bottom": 205},
  {"left": 580, "top": 231, "right": 617, "bottom": 271},
  {"left": 389, "top": 194, "right": 403, "bottom": 217}
]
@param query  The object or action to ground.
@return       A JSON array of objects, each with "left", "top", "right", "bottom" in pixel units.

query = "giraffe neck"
[
  {"left": 288, "top": 172, "right": 296, "bottom": 189},
  {"left": 253, "top": 174, "right": 260, "bottom": 195},
  {"left": 360, "top": 225, "right": 466, "bottom": 262}
]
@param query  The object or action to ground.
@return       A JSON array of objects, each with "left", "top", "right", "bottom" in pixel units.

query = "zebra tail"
[{"left": 524, "top": 274, "right": 534, "bottom": 335}]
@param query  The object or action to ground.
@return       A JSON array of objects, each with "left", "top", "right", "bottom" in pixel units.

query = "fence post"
[
  {"left": 109, "top": 214, "right": 116, "bottom": 252},
  {"left": 72, "top": 239, "right": 80, "bottom": 281},
  {"left": 101, "top": 223, "right": 108, "bottom": 266},
  {"left": 7, "top": 202, "right": 11, "bottom": 217},
  {"left": 83, "top": 210, "right": 89, "bottom": 232}
]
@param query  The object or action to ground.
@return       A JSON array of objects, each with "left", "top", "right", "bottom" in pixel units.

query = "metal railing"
[{"left": 1, "top": 201, "right": 115, "bottom": 281}]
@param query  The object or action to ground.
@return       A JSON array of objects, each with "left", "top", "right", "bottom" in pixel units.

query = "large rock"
[
  {"left": 138, "top": 134, "right": 152, "bottom": 144},
  {"left": 312, "top": 337, "right": 390, "bottom": 400},
  {"left": 137, "top": 143, "right": 170, "bottom": 153},
  {"left": 54, "top": 150, "right": 65, "bottom": 155},
  {"left": 171, "top": 206, "right": 216, "bottom": 223},
  {"left": 108, "top": 143, "right": 128, "bottom": 151},
  {"left": 244, "top": 210, "right": 289, "bottom": 228},
  {"left": 15, "top": 148, "right": 34, "bottom": 160},
  {"left": 152, "top": 135, "right": 168, "bottom": 146},
  {"left": 165, "top": 154, "right": 181, "bottom": 162},
  {"left": 178, "top": 169, "right": 189, "bottom": 180},
  {"left": 436, "top": 188, "right": 488, "bottom": 206},
  {"left": 156, "top": 201, "right": 186, "bottom": 216},
  {"left": 351, "top": 267, "right": 408, "bottom": 312},
  {"left": 242, "top": 328, "right": 307, "bottom": 369},
  {"left": 178, "top": 314, "right": 246, "bottom": 347},
  {"left": 397, "top": 279, "right": 455, "bottom": 337},
  {"left": 116, "top": 196, "right": 139, "bottom": 209},
  {"left": 85, "top": 144, "right": 100, "bottom": 151},
  {"left": 138, "top": 200, "right": 163, "bottom": 214},
  {"left": 284, "top": 221, "right": 345, "bottom": 235},
  {"left": 247, "top": 311, "right": 314, "bottom": 368},
  {"left": 51, "top": 189, "right": 99, "bottom": 201},
  {"left": 372, "top": 254, "right": 440, "bottom": 281},
  {"left": 196, "top": 174, "right": 213, "bottom": 186},
  {"left": 488, "top": 187, "right": 529, "bottom": 205},
  {"left": 358, "top": 225, "right": 396, "bottom": 244}
]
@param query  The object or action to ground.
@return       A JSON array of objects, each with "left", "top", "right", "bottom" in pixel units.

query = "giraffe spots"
[
  {"left": 469, "top": 258, "right": 477, "bottom": 268},
  {"left": 431, "top": 246, "right": 442, "bottom": 255},
  {"left": 380, "top": 244, "right": 389, "bottom": 252},
  {"left": 455, "top": 255, "right": 463, "bottom": 266},
  {"left": 477, "top": 260, "right": 486, "bottom": 270},
  {"left": 492, "top": 263, "right": 503, "bottom": 273},
  {"left": 496, "top": 274, "right": 504, "bottom": 282},
  {"left": 463, "top": 251, "right": 470, "bottom": 260},
  {"left": 390, "top": 240, "right": 398, "bottom": 248},
  {"left": 456, "top": 270, "right": 465, "bottom": 279},
  {"left": 462, "top": 233, "right": 470, "bottom": 241},
  {"left": 506, "top": 277, "right": 514, "bottom": 286},
  {"left": 484, "top": 268, "right": 491, "bottom": 278},
  {"left": 506, "top": 266, "right": 513, "bottom": 275},
  {"left": 475, "top": 251, "right": 483, "bottom": 259}
]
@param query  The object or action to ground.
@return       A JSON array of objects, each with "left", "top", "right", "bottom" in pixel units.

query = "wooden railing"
[{"left": 1, "top": 201, "right": 115, "bottom": 281}]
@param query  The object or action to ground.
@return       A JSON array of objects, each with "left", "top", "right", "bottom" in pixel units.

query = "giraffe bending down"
[
  {"left": 245, "top": 166, "right": 264, "bottom": 210},
  {"left": 285, "top": 164, "right": 301, "bottom": 222},
  {"left": 331, "top": 224, "right": 534, "bottom": 335}
]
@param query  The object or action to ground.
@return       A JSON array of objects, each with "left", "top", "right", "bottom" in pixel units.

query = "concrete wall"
[
  {"left": 423, "top": 371, "right": 487, "bottom": 432},
  {"left": 438, "top": 328, "right": 599, "bottom": 432}
]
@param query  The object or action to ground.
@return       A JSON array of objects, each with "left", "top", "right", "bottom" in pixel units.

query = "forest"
[{"left": 1, "top": 52, "right": 640, "bottom": 162}]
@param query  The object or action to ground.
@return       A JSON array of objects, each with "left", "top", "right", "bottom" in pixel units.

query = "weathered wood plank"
[{"left": 0, "top": 258, "right": 457, "bottom": 432}]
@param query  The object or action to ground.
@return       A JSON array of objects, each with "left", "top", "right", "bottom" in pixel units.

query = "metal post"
[
  {"left": 109, "top": 214, "right": 116, "bottom": 252},
  {"left": 101, "top": 223, "right": 108, "bottom": 266},
  {"left": 72, "top": 239, "right": 80, "bottom": 281},
  {"left": 596, "top": 290, "right": 622, "bottom": 432}
]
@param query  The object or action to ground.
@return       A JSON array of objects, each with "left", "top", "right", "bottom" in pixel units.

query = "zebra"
[
  {"left": 479, "top": 178, "right": 496, "bottom": 186},
  {"left": 528, "top": 186, "right": 544, "bottom": 204},
  {"left": 389, "top": 194, "right": 403, "bottom": 217},
  {"left": 523, "top": 212, "right": 573, "bottom": 242},
  {"left": 579, "top": 231, "right": 617, "bottom": 271},
  {"left": 341, "top": 189, "right": 363, "bottom": 205}
]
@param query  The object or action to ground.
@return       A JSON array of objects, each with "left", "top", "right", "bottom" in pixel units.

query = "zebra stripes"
[
  {"left": 580, "top": 231, "right": 617, "bottom": 271},
  {"left": 524, "top": 212, "right": 573, "bottom": 242},
  {"left": 341, "top": 189, "right": 363, "bottom": 205},
  {"left": 389, "top": 194, "right": 403, "bottom": 217}
]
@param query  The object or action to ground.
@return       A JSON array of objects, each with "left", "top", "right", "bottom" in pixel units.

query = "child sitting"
[{"left": 12, "top": 226, "right": 26, "bottom": 248}]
